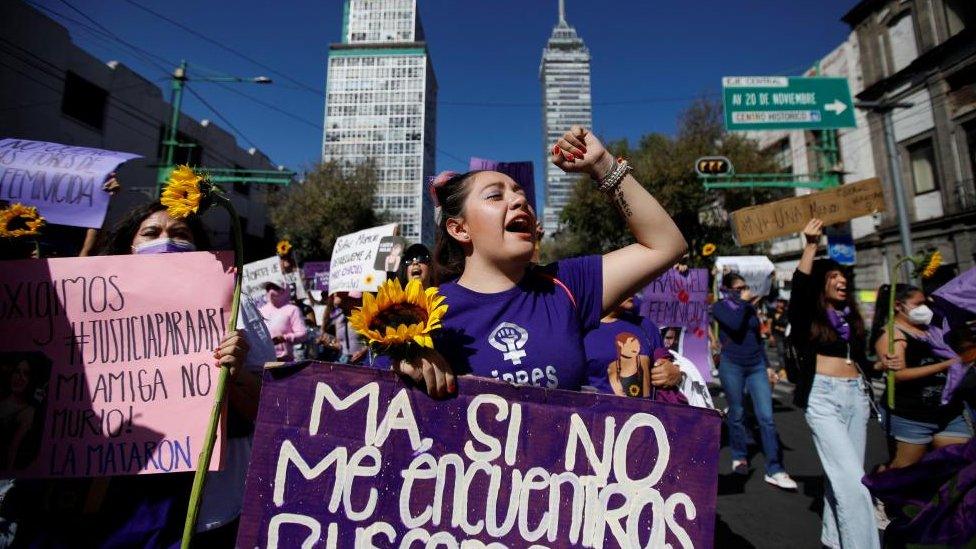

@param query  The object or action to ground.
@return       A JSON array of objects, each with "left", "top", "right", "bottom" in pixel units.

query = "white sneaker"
[
  {"left": 731, "top": 459, "right": 748, "bottom": 475},
  {"left": 764, "top": 472, "right": 798, "bottom": 490}
]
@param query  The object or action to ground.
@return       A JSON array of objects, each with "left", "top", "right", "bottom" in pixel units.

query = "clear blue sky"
[{"left": 31, "top": 0, "right": 856, "bottom": 190}]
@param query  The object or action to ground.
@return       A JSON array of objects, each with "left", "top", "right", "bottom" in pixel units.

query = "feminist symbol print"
[{"left": 489, "top": 322, "right": 529, "bottom": 365}]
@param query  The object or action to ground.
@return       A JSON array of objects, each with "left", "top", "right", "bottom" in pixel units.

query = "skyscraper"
[
  {"left": 540, "top": 0, "right": 592, "bottom": 236},
  {"left": 322, "top": 0, "right": 438, "bottom": 244}
]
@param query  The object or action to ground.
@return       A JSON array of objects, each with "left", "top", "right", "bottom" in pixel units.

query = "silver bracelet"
[{"left": 596, "top": 159, "right": 632, "bottom": 194}]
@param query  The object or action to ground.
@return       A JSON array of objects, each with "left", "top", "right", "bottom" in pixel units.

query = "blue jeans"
[
  {"left": 718, "top": 357, "right": 785, "bottom": 474},
  {"left": 805, "top": 374, "right": 879, "bottom": 549}
]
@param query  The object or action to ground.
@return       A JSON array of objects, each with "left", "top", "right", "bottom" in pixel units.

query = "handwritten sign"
[
  {"left": 0, "top": 252, "right": 234, "bottom": 478},
  {"left": 238, "top": 362, "right": 721, "bottom": 548},
  {"left": 302, "top": 261, "right": 331, "bottom": 293},
  {"left": 729, "top": 177, "right": 885, "bottom": 245},
  {"left": 328, "top": 224, "right": 397, "bottom": 293},
  {"left": 0, "top": 139, "right": 141, "bottom": 228},
  {"left": 641, "top": 268, "right": 712, "bottom": 381},
  {"left": 243, "top": 256, "right": 307, "bottom": 308}
]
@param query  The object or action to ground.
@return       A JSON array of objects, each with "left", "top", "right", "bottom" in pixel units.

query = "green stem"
[
  {"left": 181, "top": 194, "right": 243, "bottom": 549},
  {"left": 886, "top": 256, "right": 912, "bottom": 410}
]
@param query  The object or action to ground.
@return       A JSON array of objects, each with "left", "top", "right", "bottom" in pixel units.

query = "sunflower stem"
[
  {"left": 886, "top": 255, "right": 916, "bottom": 410},
  {"left": 181, "top": 193, "right": 243, "bottom": 549}
]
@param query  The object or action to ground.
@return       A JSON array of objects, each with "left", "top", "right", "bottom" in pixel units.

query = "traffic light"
[{"left": 694, "top": 156, "right": 734, "bottom": 176}]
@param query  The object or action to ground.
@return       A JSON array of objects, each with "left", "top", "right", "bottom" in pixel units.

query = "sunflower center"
[
  {"left": 6, "top": 215, "right": 31, "bottom": 231},
  {"left": 369, "top": 303, "right": 427, "bottom": 330}
]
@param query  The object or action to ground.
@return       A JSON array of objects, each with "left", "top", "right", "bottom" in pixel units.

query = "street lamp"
[
  {"left": 855, "top": 100, "right": 915, "bottom": 282},
  {"left": 156, "top": 60, "right": 273, "bottom": 196}
]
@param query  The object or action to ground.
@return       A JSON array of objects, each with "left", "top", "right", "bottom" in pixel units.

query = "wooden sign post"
[{"left": 729, "top": 178, "right": 885, "bottom": 246}]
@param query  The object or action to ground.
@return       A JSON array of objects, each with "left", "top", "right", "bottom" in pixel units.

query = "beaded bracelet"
[{"left": 596, "top": 158, "right": 633, "bottom": 194}]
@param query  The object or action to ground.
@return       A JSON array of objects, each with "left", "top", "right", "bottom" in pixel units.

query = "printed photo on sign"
[
  {"left": 0, "top": 352, "right": 52, "bottom": 471},
  {"left": 373, "top": 235, "right": 408, "bottom": 272},
  {"left": 661, "top": 326, "right": 685, "bottom": 354}
]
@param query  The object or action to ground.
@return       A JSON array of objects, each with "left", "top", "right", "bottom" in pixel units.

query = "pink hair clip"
[{"left": 429, "top": 170, "right": 458, "bottom": 207}]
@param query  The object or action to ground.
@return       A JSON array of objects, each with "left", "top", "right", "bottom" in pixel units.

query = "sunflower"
[
  {"left": 160, "top": 165, "right": 206, "bottom": 219},
  {"left": 277, "top": 240, "right": 292, "bottom": 256},
  {"left": 701, "top": 243, "right": 717, "bottom": 257},
  {"left": 917, "top": 250, "right": 942, "bottom": 279},
  {"left": 0, "top": 203, "right": 45, "bottom": 238},
  {"left": 349, "top": 278, "right": 448, "bottom": 350},
  {"left": 628, "top": 384, "right": 641, "bottom": 397},
  {"left": 363, "top": 273, "right": 376, "bottom": 288}
]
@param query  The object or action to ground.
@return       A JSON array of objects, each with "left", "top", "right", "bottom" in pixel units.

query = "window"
[
  {"left": 888, "top": 13, "right": 919, "bottom": 73},
  {"left": 61, "top": 71, "right": 108, "bottom": 130},
  {"left": 908, "top": 140, "right": 939, "bottom": 195},
  {"left": 945, "top": 0, "right": 974, "bottom": 36}
]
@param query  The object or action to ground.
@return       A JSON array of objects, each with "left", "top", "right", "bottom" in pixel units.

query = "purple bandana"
[{"left": 827, "top": 306, "right": 850, "bottom": 342}]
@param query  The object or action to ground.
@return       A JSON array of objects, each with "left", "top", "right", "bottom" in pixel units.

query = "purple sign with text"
[
  {"left": 0, "top": 138, "right": 141, "bottom": 228},
  {"left": 238, "top": 362, "right": 720, "bottom": 548},
  {"left": 302, "top": 261, "right": 331, "bottom": 292},
  {"left": 641, "top": 268, "right": 712, "bottom": 382}
]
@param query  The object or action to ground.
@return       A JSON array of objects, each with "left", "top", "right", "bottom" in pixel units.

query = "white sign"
[
  {"left": 328, "top": 223, "right": 398, "bottom": 293},
  {"left": 715, "top": 255, "right": 776, "bottom": 298},
  {"left": 242, "top": 256, "right": 308, "bottom": 307}
]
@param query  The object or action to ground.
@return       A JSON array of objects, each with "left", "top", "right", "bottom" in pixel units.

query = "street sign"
[
  {"left": 722, "top": 76, "right": 856, "bottom": 131},
  {"left": 695, "top": 156, "right": 734, "bottom": 176}
]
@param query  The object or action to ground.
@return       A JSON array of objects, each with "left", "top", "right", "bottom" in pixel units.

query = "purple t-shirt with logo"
[
  {"left": 583, "top": 313, "right": 663, "bottom": 395},
  {"left": 435, "top": 255, "right": 603, "bottom": 390}
]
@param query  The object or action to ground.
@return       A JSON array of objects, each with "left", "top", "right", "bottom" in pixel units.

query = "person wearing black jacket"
[{"left": 788, "top": 218, "right": 900, "bottom": 549}]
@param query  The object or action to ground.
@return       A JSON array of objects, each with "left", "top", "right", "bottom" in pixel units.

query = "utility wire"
[
  {"left": 185, "top": 85, "right": 258, "bottom": 149},
  {"left": 119, "top": 0, "right": 323, "bottom": 96}
]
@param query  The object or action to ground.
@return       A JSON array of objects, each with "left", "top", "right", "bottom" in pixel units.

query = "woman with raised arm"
[
  {"left": 392, "top": 126, "right": 687, "bottom": 397},
  {"left": 789, "top": 218, "right": 900, "bottom": 549}
]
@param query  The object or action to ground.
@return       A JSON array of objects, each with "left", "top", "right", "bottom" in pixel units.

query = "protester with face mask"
[
  {"left": 713, "top": 272, "right": 797, "bottom": 490},
  {"left": 260, "top": 281, "right": 307, "bottom": 362},
  {"left": 870, "top": 284, "right": 971, "bottom": 469}
]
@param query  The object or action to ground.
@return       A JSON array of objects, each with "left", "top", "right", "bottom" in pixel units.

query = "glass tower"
[
  {"left": 540, "top": 0, "right": 592, "bottom": 236},
  {"left": 323, "top": 0, "right": 438, "bottom": 244}
]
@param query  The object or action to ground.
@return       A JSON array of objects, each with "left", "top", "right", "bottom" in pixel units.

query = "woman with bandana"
[{"left": 713, "top": 271, "right": 797, "bottom": 490}]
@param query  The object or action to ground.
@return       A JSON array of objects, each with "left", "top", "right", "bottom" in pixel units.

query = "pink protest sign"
[{"left": 0, "top": 251, "right": 234, "bottom": 478}]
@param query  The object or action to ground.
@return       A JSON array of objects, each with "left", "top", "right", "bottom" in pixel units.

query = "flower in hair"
[{"left": 429, "top": 170, "right": 458, "bottom": 208}]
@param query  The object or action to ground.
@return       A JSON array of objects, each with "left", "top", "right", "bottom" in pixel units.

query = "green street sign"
[{"left": 722, "top": 76, "right": 856, "bottom": 131}]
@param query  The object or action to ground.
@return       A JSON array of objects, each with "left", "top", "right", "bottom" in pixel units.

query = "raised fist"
[{"left": 550, "top": 126, "right": 614, "bottom": 178}]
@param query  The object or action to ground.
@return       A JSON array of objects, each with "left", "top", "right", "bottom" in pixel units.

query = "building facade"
[
  {"left": 0, "top": 1, "right": 285, "bottom": 259},
  {"left": 540, "top": 0, "right": 592, "bottom": 236},
  {"left": 753, "top": 0, "right": 975, "bottom": 298},
  {"left": 322, "top": 0, "right": 438, "bottom": 244},
  {"left": 843, "top": 0, "right": 975, "bottom": 291}
]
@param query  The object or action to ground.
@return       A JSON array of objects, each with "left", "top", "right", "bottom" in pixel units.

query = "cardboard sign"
[
  {"left": 0, "top": 139, "right": 141, "bottom": 228},
  {"left": 238, "top": 362, "right": 721, "bottom": 548},
  {"left": 640, "top": 268, "right": 712, "bottom": 381},
  {"left": 729, "top": 177, "right": 884, "bottom": 245},
  {"left": 302, "top": 261, "right": 331, "bottom": 293},
  {"left": 715, "top": 256, "right": 776, "bottom": 298},
  {"left": 243, "top": 256, "right": 307, "bottom": 308},
  {"left": 0, "top": 252, "right": 234, "bottom": 477},
  {"left": 328, "top": 224, "right": 397, "bottom": 293}
]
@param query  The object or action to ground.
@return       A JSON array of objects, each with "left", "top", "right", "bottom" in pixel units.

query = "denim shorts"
[{"left": 887, "top": 411, "right": 973, "bottom": 444}]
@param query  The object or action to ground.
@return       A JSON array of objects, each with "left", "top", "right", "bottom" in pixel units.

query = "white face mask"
[{"left": 907, "top": 304, "right": 934, "bottom": 326}]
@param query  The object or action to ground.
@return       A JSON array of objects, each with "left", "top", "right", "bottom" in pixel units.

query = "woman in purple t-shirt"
[{"left": 393, "top": 127, "right": 687, "bottom": 397}]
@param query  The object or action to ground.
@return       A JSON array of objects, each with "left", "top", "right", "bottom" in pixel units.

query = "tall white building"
[
  {"left": 540, "top": 0, "right": 592, "bottom": 235},
  {"left": 322, "top": 0, "right": 437, "bottom": 243}
]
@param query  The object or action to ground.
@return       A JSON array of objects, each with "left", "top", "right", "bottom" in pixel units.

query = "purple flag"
[
  {"left": 302, "top": 261, "right": 331, "bottom": 292},
  {"left": 238, "top": 362, "right": 721, "bottom": 548},
  {"left": 640, "top": 268, "right": 713, "bottom": 382},
  {"left": 469, "top": 157, "right": 537, "bottom": 214},
  {"left": 0, "top": 138, "right": 141, "bottom": 228},
  {"left": 931, "top": 267, "right": 976, "bottom": 404}
]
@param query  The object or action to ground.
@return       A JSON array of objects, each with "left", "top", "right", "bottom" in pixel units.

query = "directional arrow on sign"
[{"left": 824, "top": 100, "right": 847, "bottom": 115}]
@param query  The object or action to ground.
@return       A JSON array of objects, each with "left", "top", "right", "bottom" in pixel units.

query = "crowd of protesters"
[{"left": 0, "top": 125, "right": 974, "bottom": 548}]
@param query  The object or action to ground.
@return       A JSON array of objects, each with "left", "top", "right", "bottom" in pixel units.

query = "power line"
[
  {"left": 185, "top": 85, "right": 258, "bottom": 149},
  {"left": 118, "top": 0, "right": 323, "bottom": 96}
]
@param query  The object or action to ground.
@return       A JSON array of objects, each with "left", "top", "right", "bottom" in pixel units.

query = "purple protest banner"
[
  {"left": 469, "top": 157, "right": 537, "bottom": 214},
  {"left": 302, "top": 261, "right": 331, "bottom": 292},
  {"left": 0, "top": 138, "right": 141, "bottom": 228},
  {"left": 640, "top": 268, "right": 713, "bottom": 382},
  {"left": 238, "top": 361, "right": 720, "bottom": 548}
]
